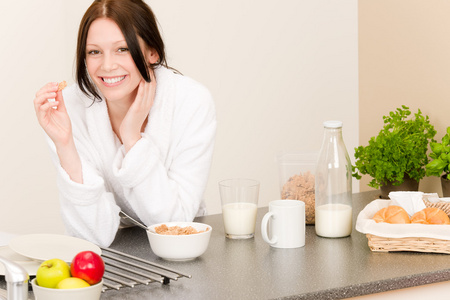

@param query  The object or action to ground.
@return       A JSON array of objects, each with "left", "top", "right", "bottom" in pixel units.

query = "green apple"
[
  {"left": 56, "top": 277, "right": 90, "bottom": 289},
  {"left": 36, "top": 258, "right": 71, "bottom": 289}
]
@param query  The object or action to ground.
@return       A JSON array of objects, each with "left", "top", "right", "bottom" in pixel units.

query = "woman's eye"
[
  {"left": 87, "top": 50, "right": 100, "bottom": 55},
  {"left": 118, "top": 48, "right": 129, "bottom": 53}
]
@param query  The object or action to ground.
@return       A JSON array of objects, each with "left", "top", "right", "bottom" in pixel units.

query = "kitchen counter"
[
  {"left": 2, "top": 191, "right": 450, "bottom": 299},
  {"left": 100, "top": 190, "right": 450, "bottom": 299}
]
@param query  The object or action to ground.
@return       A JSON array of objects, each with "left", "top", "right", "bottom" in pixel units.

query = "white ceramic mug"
[{"left": 261, "top": 200, "right": 305, "bottom": 248}]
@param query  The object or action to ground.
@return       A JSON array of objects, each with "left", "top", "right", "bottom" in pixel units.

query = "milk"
[
  {"left": 222, "top": 203, "right": 258, "bottom": 236},
  {"left": 315, "top": 203, "right": 352, "bottom": 238}
]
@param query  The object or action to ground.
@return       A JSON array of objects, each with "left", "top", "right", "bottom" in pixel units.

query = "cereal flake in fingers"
[{"left": 58, "top": 81, "right": 67, "bottom": 91}]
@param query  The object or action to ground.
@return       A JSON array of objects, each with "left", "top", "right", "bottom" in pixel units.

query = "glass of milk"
[{"left": 219, "top": 179, "right": 260, "bottom": 239}]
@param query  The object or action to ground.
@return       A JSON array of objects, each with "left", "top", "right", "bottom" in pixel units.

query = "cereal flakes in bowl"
[{"left": 146, "top": 222, "right": 212, "bottom": 261}]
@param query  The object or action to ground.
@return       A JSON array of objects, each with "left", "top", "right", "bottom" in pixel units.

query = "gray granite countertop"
[
  {"left": 2, "top": 190, "right": 450, "bottom": 299},
  {"left": 99, "top": 190, "right": 450, "bottom": 299}
]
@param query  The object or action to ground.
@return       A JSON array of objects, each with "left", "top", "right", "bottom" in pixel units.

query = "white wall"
[{"left": 0, "top": 0, "right": 358, "bottom": 235}]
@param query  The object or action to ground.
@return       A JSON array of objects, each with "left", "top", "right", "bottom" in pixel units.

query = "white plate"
[
  {"left": 0, "top": 246, "right": 41, "bottom": 276},
  {"left": 8, "top": 234, "right": 101, "bottom": 262}
]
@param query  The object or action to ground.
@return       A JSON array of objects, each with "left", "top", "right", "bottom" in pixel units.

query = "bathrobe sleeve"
[
  {"left": 112, "top": 81, "right": 216, "bottom": 227},
  {"left": 46, "top": 135, "right": 122, "bottom": 247},
  {"left": 42, "top": 85, "right": 123, "bottom": 247}
]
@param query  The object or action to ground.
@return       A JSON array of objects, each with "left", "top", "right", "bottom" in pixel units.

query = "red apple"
[{"left": 70, "top": 251, "right": 105, "bottom": 285}]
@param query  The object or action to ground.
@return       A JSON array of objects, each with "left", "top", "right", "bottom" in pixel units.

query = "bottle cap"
[{"left": 323, "top": 120, "right": 343, "bottom": 128}]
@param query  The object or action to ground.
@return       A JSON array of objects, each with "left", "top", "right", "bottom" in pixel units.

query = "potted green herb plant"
[
  {"left": 426, "top": 126, "right": 450, "bottom": 197},
  {"left": 352, "top": 105, "right": 436, "bottom": 198}
]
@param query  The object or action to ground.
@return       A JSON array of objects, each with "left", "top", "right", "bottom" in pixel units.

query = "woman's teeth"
[{"left": 102, "top": 76, "right": 125, "bottom": 84}]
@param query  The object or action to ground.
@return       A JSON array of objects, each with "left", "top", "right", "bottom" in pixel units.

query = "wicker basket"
[
  {"left": 366, "top": 234, "right": 450, "bottom": 254},
  {"left": 359, "top": 199, "right": 450, "bottom": 254}
]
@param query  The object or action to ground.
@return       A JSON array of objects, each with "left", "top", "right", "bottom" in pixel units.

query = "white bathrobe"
[{"left": 46, "top": 67, "right": 216, "bottom": 247}]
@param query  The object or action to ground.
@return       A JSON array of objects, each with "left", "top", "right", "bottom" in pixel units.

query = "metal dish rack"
[{"left": 100, "top": 247, "right": 191, "bottom": 291}]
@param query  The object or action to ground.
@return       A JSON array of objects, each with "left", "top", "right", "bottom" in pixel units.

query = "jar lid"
[{"left": 323, "top": 120, "right": 343, "bottom": 128}]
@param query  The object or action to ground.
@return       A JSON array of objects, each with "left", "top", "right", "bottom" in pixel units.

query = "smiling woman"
[
  {"left": 83, "top": 18, "right": 159, "bottom": 147},
  {"left": 76, "top": 0, "right": 165, "bottom": 102},
  {"left": 32, "top": 0, "right": 216, "bottom": 247}
]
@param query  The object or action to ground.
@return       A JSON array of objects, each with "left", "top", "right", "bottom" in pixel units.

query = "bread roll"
[
  {"left": 411, "top": 207, "right": 450, "bottom": 225},
  {"left": 373, "top": 205, "right": 411, "bottom": 224}
]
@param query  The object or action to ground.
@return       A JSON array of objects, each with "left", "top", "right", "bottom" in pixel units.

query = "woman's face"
[{"left": 85, "top": 18, "right": 150, "bottom": 104}]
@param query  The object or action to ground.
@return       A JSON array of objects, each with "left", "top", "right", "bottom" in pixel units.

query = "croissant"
[
  {"left": 411, "top": 207, "right": 450, "bottom": 225},
  {"left": 373, "top": 205, "right": 411, "bottom": 224}
]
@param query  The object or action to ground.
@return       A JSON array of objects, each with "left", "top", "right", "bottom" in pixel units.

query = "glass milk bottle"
[{"left": 315, "top": 120, "right": 352, "bottom": 238}]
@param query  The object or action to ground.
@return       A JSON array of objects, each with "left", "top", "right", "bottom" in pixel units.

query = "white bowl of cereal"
[{"left": 146, "top": 222, "right": 212, "bottom": 261}]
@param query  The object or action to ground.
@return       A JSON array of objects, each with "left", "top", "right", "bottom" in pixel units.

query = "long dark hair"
[{"left": 76, "top": 0, "right": 167, "bottom": 101}]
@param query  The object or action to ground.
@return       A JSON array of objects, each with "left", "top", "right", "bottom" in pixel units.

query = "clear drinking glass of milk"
[{"left": 219, "top": 179, "right": 260, "bottom": 239}]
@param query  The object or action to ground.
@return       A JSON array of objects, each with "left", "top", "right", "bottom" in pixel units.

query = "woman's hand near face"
[
  {"left": 120, "top": 70, "right": 156, "bottom": 152},
  {"left": 33, "top": 82, "right": 73, "bottom": 147},
  {"left": 33, "top": 82, "right": 83, "bottom": 183}
]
